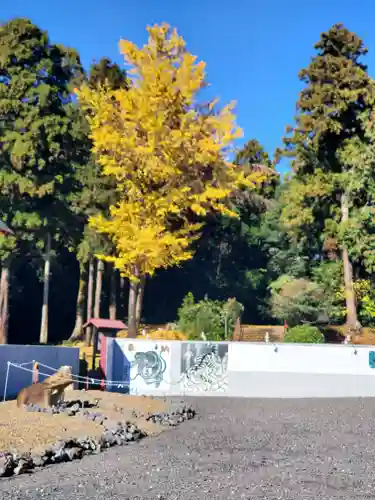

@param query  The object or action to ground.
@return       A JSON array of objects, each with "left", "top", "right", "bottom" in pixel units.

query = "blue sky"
[{"left": 2, "top": 0, "right": 375, "bottom": 173}]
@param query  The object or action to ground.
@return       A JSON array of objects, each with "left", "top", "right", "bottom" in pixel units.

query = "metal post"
[
  {"left": 3, "top": 361, "right": 10, "bottom": 402},
  {"left": 32, "top": 362, "right": 39, "bottom": 384}
]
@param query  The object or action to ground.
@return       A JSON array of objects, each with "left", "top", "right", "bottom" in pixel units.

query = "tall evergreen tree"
[
  {"left": 259, "top": 183, "right": 315, "bottom": 280},
  {"left": 233, "top": 139, "right": 277, "bottom": 210},
  {"left": 0, "top": 18, "right": 85, "bottom": 343},
  {"left": 88, "top": 57, "right": 128, "bottom": 90},
  {"left": 279, "top": 24, "right": 375, "bottom": 331}
]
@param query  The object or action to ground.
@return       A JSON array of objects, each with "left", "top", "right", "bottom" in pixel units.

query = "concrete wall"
[
  {"left": 0, "top": 345, "right": 80, "bottom": 399},
  {"left": 105, "top": 339, "right": 375, "bottom": 398}
]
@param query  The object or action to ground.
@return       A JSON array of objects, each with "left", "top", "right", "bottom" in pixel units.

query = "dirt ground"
[{"left": 0, "top": 390, "right": 168, "bottom": 454}]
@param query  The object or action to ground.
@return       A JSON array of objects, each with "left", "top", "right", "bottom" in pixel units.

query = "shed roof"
[
  {"left": 83, "top": 318, "right": 126, "bottom": 330},
  {"left": 0, "top": 220, "right": 13, "bottom": 235}
]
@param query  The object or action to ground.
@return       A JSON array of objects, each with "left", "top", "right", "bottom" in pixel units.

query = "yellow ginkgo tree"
[{"left": 77, "top": 23, "right": 265, "bottom": 336}]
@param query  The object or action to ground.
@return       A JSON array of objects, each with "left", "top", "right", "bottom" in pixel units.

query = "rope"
[
  {"left": 35, "top": 359, "right": 186, "bottom": 387},
  {"left": 36, "top": 361, "right": 110, "bottom": 382},
  {"left": 8, "top": 363, "right": 130, "bottom": 389},
  {"left": 8, "top": 361, "right": 185, "bottom": 389},
  {"left": 7, "top": 353, "right": 228, "bottom": 396},
  {"left": 3, "top": 361, "right": 35, "bottom": 401}
]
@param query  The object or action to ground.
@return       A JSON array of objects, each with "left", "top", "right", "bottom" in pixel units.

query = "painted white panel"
[
  {"left": 229, "top": 343, "right": 375, "bottom": 375},
  {"left": 115, "top": 339, "right": 173, "bottom": 394}
]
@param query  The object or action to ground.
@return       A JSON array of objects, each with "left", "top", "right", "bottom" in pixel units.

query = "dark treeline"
[{"left": 2, "top": 19, "right": 375, "bottom": 345}]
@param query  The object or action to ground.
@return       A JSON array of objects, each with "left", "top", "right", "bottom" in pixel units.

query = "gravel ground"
[
  {"left": 1, "top": 396, "right": 375, "bottom": 499},
  {"left": 0, "top": 400, "right": 103, "bottom": 454},
  {"left": 0, "top": 391, "right": 168, "bottom": 454}
]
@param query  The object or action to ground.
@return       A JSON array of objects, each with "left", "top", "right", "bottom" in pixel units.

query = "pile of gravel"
[{"left": 0, "top": 397, "right": 196, "bottom": 479}]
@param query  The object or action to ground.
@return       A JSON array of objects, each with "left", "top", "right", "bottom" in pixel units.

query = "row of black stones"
[
  {"left": 146, "top": 404, "right": 196, "bottom": 426},
  {"left": 0, "top": 399, "right": 196, "bottom": 478}
]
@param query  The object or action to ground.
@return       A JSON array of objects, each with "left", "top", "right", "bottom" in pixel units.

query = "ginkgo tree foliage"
[
  {"left": 68, "top": 57, "right": 128, "bottom": 342},
  {"left": 77, "top": 23, "right": 265, "bottom": 336}
]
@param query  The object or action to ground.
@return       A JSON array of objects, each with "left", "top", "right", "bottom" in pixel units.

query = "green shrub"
[
  {"left": 269, "top": 275, "right": 324, "bottom": 326},
  {"left": 284, "top": 325, "right": 324, "bottom": 344},
  {"left": 177, "top": 292, "right": 244, "bottom": 341}
]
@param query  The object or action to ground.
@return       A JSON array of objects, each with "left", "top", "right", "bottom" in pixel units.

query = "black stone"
[
  {"left": 65, "top": 447, "right": 83, "bottom": 461},
  {"left": 0, "top": 454, "right": 15, "bottom": 477},
  {"left": 51, "top": 448, "right": 68, "bottom": 463},
  {"left": 30, "top": 453, "right": 44, "bottom": 468},
  {"left": 14, "top": 458, "right": 31, "bottom": 476}
]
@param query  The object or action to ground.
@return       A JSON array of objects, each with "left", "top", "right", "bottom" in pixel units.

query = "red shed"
[{"left": 83, "top": 318, "right": 127, "bottom": 370}]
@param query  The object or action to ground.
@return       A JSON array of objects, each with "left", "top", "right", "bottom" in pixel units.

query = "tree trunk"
[
  {"left": 135, "top": 275, "right": 145, "bottom": 329},
  {"left": 94, "top": 259, "right": 104, "bottom": 319},
  {"left": 39, "top": 233, "right": 51, "bottom": 344},
  {"left": 85, "top": 258, "right": 94, "bottom": 346},
  {"left": 109, "top": 265, "right": 117, "bottom": 320},
  {"left": 119, "top": 275, "right": 126, "bottom": 320},
  {"left": 0, "top": 264, "right": 7, "bottom": 314},
  {"left": 128, "top": 265, "right": 141, "bottom": 338},
  {"left": 128, "top": 278, "right": 138, "bottom": 338},
  {"left": 341, "top": 192, "right": 359, "bottom": 330},
  {"left": 0, "top": 262, "right": 10, "bottom": 344},
  {"left": 69, "top": 263, "right": 87, "bottom": 341},
  {"left": 216, "top": 240, "right": 225, "bottom": 280}
]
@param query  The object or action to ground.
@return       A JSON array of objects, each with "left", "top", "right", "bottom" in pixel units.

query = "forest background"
[{"left": 1, "top": 14, "right": 375, "bottom": 344}]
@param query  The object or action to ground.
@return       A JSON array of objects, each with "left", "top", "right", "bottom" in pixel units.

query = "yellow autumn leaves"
[{"left": 76, "top": 23, "right": 264, "bottom": 280}]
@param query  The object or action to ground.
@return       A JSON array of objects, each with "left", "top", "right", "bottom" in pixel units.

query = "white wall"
[
  {"left": 228, "top": 343, "right": 375, "bottom": 375},
  {"left": 107, "top": 339, "right": 375, "bottom": 398}
]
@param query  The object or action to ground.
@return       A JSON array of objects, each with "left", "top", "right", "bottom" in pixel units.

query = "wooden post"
[
  {"left": 79, "top": 354, "right": 88, "bottom": 390},
  {"left": 232, "top": 317, "right": 241, "bottom": 341},
  {"left": 86, "top": 258, "right": 94, "bottom": 346},
  {"left": 40, "top": 233, "right": 51, "bottom": 344},
  {"left": 92, "top": 326, "right": 98, "bottom": 371}
]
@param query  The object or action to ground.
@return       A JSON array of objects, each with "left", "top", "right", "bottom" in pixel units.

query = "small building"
[{"left": 83, "top": 318, "right": 127, "bottom": 370}]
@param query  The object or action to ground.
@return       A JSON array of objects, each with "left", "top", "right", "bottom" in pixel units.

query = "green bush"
[
  {"left": 284, "top": 325, "right": 324, "bottom": 344},
  {"left": 269, "top": 275, "right": 324, "bottom": 326},
  {"left": 177, "top": 292, "right": 244, "bottom": 341}
]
